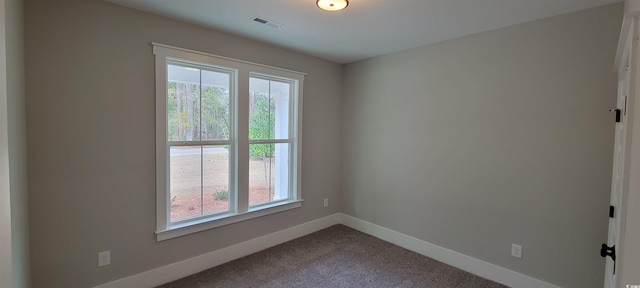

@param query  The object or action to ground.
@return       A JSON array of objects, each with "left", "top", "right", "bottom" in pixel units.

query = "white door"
[{"left": 605, "top": 20, "right": 634, "bottom": 288}]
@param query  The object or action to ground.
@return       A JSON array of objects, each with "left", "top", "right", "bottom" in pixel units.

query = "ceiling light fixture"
[{"left": 316, "top": 0, "right": 349, "bottom": 12}]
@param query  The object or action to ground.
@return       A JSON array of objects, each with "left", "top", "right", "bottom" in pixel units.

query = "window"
[{"left": 154, "top": 44, "right": 304, "bottom": 241}]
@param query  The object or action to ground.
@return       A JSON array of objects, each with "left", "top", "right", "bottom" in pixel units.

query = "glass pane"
[
  {"left": 201, "top": 70, "right": 231, "bottom": 140},
  {"left": 167, "top": 64, "right": 201, "bottom": 141},
  {"left": 249, "top": 143, "right": 290, "bottom": 206},
  {"left": 170, "top": 146, "right": 202, "bottom": 222},
  {"left": 249, "top": 77, "right": 290, "bottom": 140},
  {"left": 170, "top": 145, "right": 231, "bottom": 222},
  {"left": 203, "top": 145, "right": 230, "bottom": 215}
]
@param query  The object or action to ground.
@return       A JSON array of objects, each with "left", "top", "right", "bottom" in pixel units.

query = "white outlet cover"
[
  {"left": 511, "top": 244, "right": 523, "bottom": 259},
  {"left": 98, "top": 250, "right": 111, "bottom": 267},
  {"left": 324, "top": 198, "right": 328, "bottom": 207}
]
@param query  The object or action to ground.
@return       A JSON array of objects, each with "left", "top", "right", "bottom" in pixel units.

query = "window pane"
[
  {"left": 168, "top": 64, "right": 201, "bottom": 141},
  {"left": 203, "top": 145, "right": 230, "bottom": 215},
  {"left": 170, "top": 145, "right": 231, "bottom": 222},
  {"left": 201, "top": 70, "right": 230, "bottom": 140},
  {"left": 249, "top": 143, "right": 290, "bottom": 206},
  {"left": 249, "top": 77, "right": 290, "bottom": 140},
  {"left": 170, "top": 146, "right": 202, "bottom": 222}
]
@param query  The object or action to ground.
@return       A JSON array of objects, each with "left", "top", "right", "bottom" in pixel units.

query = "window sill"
[{"left": 156, "top": 200, "right": 303, "bottom": 241}]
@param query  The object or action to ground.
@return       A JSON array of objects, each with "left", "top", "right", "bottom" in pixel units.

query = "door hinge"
[
  {"left": 609, "top": 206, "right": 615, "bottom": 218},
  {"left": 600, "top": 244, "right": 616, "bottom": 274},
  {"left": 610, "top": 109, "right": 622, "bottom": 123}
]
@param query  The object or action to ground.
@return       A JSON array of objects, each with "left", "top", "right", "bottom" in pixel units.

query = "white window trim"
[{"left": 153, "top": 43, "right": 304, "bottom": 241}]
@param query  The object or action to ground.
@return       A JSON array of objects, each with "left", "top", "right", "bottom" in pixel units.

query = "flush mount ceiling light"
[{"left": 316, "top": 0, "right": 349, "bottom": 12}]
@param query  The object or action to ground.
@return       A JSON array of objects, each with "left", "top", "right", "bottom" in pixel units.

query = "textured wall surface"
[
  {"left": 342, "top": 4, "right": 621, "bottom": 287},
  {"left": 25, "top": 0, "right": 342, "bottom": 287},
  {"left": 24, "top": 0, "right": 625, "bottom": 287}
]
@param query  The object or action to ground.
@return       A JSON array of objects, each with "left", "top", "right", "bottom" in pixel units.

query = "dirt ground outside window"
[{"left": 169, "top": 150, "right": 277, "bottom": 222}]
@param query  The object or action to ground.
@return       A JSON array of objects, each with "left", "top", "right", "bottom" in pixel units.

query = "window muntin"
[{"left": 154, "top": 43, "right": 304, "bottom": 240}]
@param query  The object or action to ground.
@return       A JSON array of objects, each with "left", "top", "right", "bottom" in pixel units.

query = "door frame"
[{"left": 0, "top": 0, "right": 14, "bottom": 287}]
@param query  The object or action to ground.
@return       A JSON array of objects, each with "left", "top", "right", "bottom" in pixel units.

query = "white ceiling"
[{"left": 105, "top": 0, "right": 623, "bottom": 63}]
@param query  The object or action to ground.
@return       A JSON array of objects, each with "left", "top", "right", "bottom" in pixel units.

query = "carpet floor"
[{"left": 157, "top": 225, "right": 508, "bottom": 288}]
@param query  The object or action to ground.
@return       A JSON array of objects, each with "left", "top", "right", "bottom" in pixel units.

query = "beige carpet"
[{"left": 157, "top": 225, "right": 508, "bottom": 288}]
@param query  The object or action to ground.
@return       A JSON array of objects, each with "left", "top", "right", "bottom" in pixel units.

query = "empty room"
[{"left": 2, "top": 0, "right": 640, "bottom": 287}]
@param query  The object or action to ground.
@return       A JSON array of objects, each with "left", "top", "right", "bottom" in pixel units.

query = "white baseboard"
[
  {"left": 94, "top": 213, "right": 341, "bottom": 288},
  {"left": 339, "top": 213, "right": 561, "bottom": 288},
  {"left": 95, "top": 212, "right": 560, "bottom": 288}
]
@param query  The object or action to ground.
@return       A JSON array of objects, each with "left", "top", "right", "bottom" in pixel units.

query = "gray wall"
[
  {"left": 24, "top": 0, "right": 624, "bottom": 287},
  {"left": 6, "top": 0, "right": 29, "bottom": 286},
  {"left": 342, "top": 4, "right": 621, "bottom": 288},
  {"left": 24, "top": 0, "right": 342, "bottom": 287}
]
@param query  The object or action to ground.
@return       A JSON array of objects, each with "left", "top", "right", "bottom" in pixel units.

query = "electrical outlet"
[
  {"left": 324, "top": 198, "right": 328, "bottom": 207},
  {"left": 98, "top": 251, "right": 111, "bottom": 267},
  {"left": 511, "top": 244, "right": 522, "bottom": 259}
]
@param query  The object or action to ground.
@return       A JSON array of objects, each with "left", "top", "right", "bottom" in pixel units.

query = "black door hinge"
[
  {"left": 600, "top": 244, "right": 616, "bottom": 274},
  {"left": 609, "top": 206, "right": 615, "bottom": 218},
  {"left": 610, "top": 109, "right": 622, "bottom": 123}
]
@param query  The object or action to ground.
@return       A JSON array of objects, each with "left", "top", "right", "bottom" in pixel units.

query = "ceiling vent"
[{"left": 252, "top": 16, "right": 284, "bottom": 29}]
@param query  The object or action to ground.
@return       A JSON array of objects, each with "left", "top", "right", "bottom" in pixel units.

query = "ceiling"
[{"left": 105, "top": 0, "right": 623, "bottom": 63}]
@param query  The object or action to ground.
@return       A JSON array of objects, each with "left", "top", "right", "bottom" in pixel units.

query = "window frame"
[{"left": 153, "top": 43, "right": 304, "bottom": 241}]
